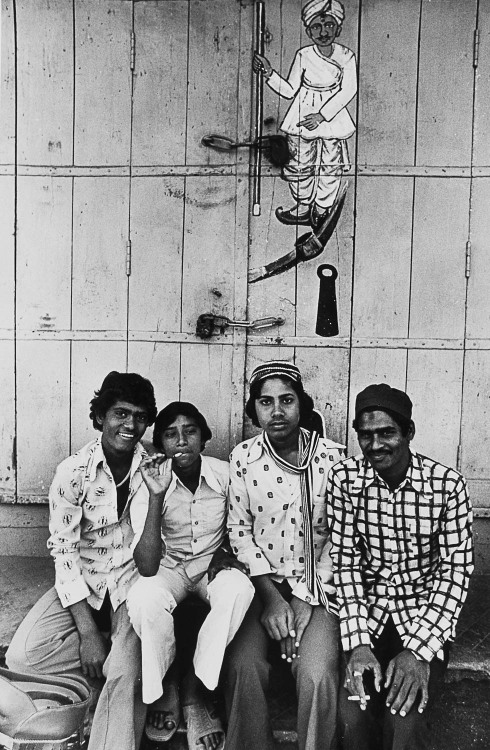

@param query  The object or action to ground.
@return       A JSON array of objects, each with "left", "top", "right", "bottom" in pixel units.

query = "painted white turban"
[{"left": 302, "top": 0, "right": 345, "bottom": 28}]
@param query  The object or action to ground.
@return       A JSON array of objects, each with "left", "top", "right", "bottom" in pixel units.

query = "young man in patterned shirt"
[
  {"left": 326, "top": 383, "right": 474, "bottom": 750},
  {"left": 6, "top": 371, "right": 158, "bottom": 750}
]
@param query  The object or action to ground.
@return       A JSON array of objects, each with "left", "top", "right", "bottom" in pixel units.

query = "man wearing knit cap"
[
  {"left": 326, "top": 384, "right": 473, "bottom": 750},
  {"left": 253, "top": 0, "right": 356, "bottom": 229}
]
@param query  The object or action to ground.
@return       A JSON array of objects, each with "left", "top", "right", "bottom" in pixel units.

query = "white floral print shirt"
[{"left": 48, "top": 437, "right": 147, "bottom": 611}]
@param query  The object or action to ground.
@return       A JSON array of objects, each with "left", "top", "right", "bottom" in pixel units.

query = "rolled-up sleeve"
[
  {"left": 47, "top": 464, "right": 91, "bottom": 608},
  {"left": 405, "top": 476, "right": 474, "bottom": 661}
]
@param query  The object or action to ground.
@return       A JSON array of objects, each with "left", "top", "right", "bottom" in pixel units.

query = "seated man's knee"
[
  {"left": 208, "top": 568, "right": 254, "bottom": 601},
  {"left": 5, "top": 638, "right": 28, "bottom": 672},
  {"left": 126, "top": 576, "right": 175, "bottom": 625}
]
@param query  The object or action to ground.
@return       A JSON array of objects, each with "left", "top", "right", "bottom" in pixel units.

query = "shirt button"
[{"left": 194, "top": 521, "right": 198, "bottom": 525}]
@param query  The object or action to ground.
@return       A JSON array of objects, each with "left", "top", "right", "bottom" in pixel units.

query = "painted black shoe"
[
  {"left": 275, "top": 204, "right": 311, "bottom": 225},
  {"left": 311, "top": 204, "right": 331, "bottom": 231}
]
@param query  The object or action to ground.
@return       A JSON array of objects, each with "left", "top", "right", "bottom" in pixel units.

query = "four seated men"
[{"left": 5, "top": 373, "right": 474, "bottom": 750}]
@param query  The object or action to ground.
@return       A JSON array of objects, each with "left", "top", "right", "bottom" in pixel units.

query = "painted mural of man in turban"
[{"left": 253, "top": 0, "right": 357, "bottom": 230}]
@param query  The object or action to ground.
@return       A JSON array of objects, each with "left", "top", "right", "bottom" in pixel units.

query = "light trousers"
[
  {"left": 222, "top": 593, "right": 340, "bottom": 750},
  {"left": 6, "top": 586, "right": 146, "bottom": 750},
  {"left": 284, "top": 135, "right": 345, "bottom": 209},
  {"left": 126, "top": 566, "right": 255, "bottom": 704}
]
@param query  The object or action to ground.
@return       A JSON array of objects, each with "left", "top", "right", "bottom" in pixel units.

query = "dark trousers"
[
  {"left": 338, "top": 618, "right": 449, "bottom": 750},
  {"left": 222, "top": 590, "right": 340, "bottom": 750}
]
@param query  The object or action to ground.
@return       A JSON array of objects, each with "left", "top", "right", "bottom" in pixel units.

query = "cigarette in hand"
[{"left": 347, "top": 695, "right": 371, "bottom": 702}]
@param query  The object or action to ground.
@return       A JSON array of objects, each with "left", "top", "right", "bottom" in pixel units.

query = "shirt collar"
[
  {"left": 89, "top": 437, "right": 146, "bottom": 483},
  {"left": 351, "top": 450, "right": 434, "bottom": 497},
  {"left": 169, "top": 454, "right": 222, "bottom": 494},
  {"left": 247, "top": 432, "right": 267, "bottom": 464}
]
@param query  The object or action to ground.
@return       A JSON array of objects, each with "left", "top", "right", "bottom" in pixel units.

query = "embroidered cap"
[
  {"left": 249, "top": 361, "right": 302, "bottom": 387},
  {"left": 355, "top": 383, "right": 413, "bottom": 422},
  {"left": 302, "top": 0, "right": 345, "bottom": 28}
]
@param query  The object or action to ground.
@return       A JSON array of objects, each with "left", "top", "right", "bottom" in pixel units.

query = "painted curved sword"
[{"left": 249, "top": 182, "right": 348, "bottom": 284}]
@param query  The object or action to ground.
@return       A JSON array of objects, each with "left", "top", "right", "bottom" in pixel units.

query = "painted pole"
[{"left": 252, "top": 2, "right": 265, "bottom": 216}]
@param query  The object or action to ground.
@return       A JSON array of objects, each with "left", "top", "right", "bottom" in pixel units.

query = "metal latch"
[{"left": 196, "top": 313, "right": 284, "bottom": 340}]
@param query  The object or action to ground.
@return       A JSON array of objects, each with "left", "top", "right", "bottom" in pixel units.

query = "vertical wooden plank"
[
  {"left": 0, "top": 176, "right": 15, "bottom": 501},
  {"left": 16, "top": 0, "right": 73, "bottom": 165},
  {"left": 466, "top": 179, "right": 490, "bottom": 338},
  {"left": 16, "top": 341, "right": 70, "bottom": 501},
  {"left": 416, "top": 0, "right": 476, "bottom": 166},
  {"left": 70, "top": 341, "right": 127, "bottom": 453},
  {"left": 127, "top": 342, "right": 181, "bottom": 422},
  {"left": 0, "top": 0, "right": 15, "bottom": 165},
  {"left": 347, "top": 348, "right": 407, "bottom": 457},
  {"left": 352, "top": 177, "right": 412, "bottom": 338},
  {"left": 357, "top": 0, "right": 419, "bottom": 165},
  {"left": 0, "top": 176, "right": 14, "bottom": 330},
  {"left": 0, "top": 341, "right": 15, "bottom": 502},
  {"left": 295, "top": 347, "right": 350, "bottom": 446},
  {"left": 186, "top": 0, "right": 241, "bottom": 165},
  {"left": 16, "top": 177, "right": 72, "bottom": 330},
  {"left": 182, "top": 176, "right": 238, "bottom": 332},
  {"left": 74, "top": 0, "right": 132, "bottom": 165},
  {"left": 128, "top": 177, "right": 184, "bottom": 333},
  {"left": 132, "top": 1, "right": 188, "bottom": 166},
  {"left": 409, "top": 178, "right": 468, "bottom": 339},
  {"left": 461, "top": 351, "right": 490, "bottom": 478},
  {"left": 229, "top": 0, "right": 255, "bottom": 449},
  {"left": 72, "top": 177, "right": 129, "bottom": 331},
  {"left": 180, "top": 344, "right": 233, "bottom": 460},
  {"left": 247, "top": 176, "right": 297, "bottom": 337},
  {"left": 407, "top": 350, "right": 463, "bottom": 467},
  {"left": 473, "top": 2, "right": 490, "bottom": 166}
]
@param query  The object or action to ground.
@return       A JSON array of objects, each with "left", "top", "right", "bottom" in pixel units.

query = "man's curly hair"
[{"left": 89, "top": 371, "right": 157, "bottom": 430}]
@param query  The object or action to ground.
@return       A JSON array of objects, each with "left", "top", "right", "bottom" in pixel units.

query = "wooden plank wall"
[
  {"left": 1, "top": 0, "right": 490, "bottom": 538},
  {"left": 0, "top": 0, "right": 252, "bottom": 504}
]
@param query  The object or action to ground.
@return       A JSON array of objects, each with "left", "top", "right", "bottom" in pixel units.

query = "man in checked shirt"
[{"left": 326, "top": 383, "right": 473, "bottom": 750}]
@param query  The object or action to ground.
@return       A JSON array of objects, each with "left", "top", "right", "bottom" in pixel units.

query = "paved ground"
[{"left": 1, "top": 557, "right": 490, "bottom": 749}]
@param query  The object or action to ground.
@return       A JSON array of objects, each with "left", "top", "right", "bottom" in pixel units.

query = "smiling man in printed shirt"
[
  {"left": 326, "top": 383, "right": 474, "bottom": 750},
  {"left": 6, "top": 371, "right": 157, "bottom": 750}
]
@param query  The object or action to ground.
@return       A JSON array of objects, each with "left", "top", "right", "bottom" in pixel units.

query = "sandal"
[
  {"left": 145, "top": 680, "right": 181, "bottom": 743},
  {"left": 183, "top": 701, "right": 225, "bottom": 750}
]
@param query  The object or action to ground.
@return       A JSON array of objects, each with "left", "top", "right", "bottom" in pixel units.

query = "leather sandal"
[
  {"left": 183, "top": 700, "right": 225, "bottom": 750},
  {"left": 145, "top": 680, "right": 181, "bottom": 743}
]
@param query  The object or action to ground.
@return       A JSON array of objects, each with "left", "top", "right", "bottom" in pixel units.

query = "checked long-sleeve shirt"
[{"left": 326, "top": 451, "right": 473, "bottom": 662}]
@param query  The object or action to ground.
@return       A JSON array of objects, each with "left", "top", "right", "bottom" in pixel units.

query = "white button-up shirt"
[
  {"left": 228, "top": 432, "right": 344, "bottom": 604},
  {"left": 48, "top": 438, "right": 146, "bottom": 611},
  {"left": 130, "top": 455, "right": 229, "bottom": 580}
]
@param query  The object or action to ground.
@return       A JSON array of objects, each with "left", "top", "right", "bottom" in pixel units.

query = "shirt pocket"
[
  {"left": 199, "top": 494, "right": 227, "bottom": 537},
  {"left": 408, "top": 518, "right": 437, "bottom": 559}
]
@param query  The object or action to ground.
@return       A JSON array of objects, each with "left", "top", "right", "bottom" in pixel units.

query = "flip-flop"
[
  {"left": 183, "top": 701, "right": 225, "bottom": 750},
  {"left": 145, "top": 680, "right": 181, "bottom": 743}
]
